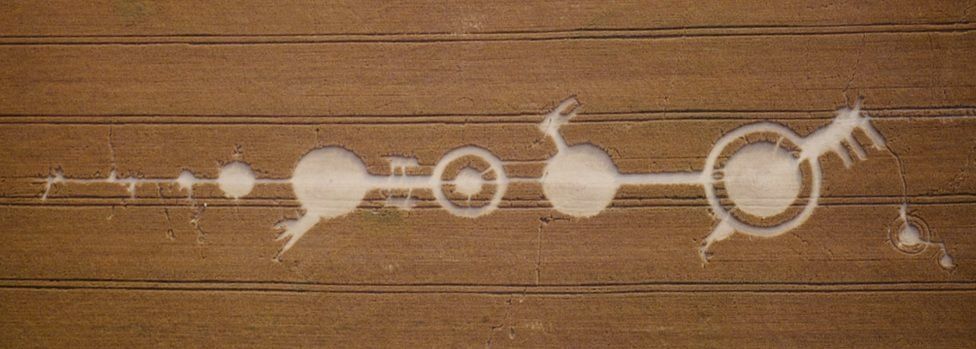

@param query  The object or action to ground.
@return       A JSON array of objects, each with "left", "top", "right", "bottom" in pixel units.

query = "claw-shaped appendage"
[
  {"left": 802, "top": 99, "right": 888, "bottom": 167},
  {"left": 539, "top": 97, "right": 580, "bottom": 150},
  {"left": 699, "top": 218, "right": 736, "bottom": 265},
  {"left": 273, "top": 215, "right": 319, "bottom": 260}
]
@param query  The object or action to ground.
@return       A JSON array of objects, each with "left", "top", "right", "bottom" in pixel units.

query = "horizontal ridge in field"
[
  {"left": 2, "top": 280, "right": 974, "bottom": 294},
  {"left": 1, "top": 32, "right": 974, "bottom": 115},
  {"left": 1, "top": 107, "right": 975, "bottom": 124},
  {"left": 2, "top": 0, "right": 974, "bottom": 37},
  {"left": 1, "top": 288, "right": 973, "bottom": 347},
  {"left": 1, "top": 204, "right": 971, "bottom": 284},
  {"left": 1, "top": 23, "right": 974, "bottom": 45}
]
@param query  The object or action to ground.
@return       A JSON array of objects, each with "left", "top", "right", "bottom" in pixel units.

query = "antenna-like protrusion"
[{"left": 538, "top": 97, "right": 580, "bottom": 151}]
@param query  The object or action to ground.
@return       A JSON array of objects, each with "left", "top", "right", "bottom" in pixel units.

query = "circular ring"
[
  {"left": 702, "top": 122, "right": 822, "bottom": 237},
  {"left": 431, "top": 146, "right": 508, "bottom": 218},
  {"left": 888, "top": 215, "right": 930, "bottom": 255}
]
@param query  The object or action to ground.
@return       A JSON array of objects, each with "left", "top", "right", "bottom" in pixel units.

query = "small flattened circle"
[
  {"left": 898, "top": 224, "right": 923, "bottom": 247},
  {"left": 453, "top": 167, "right": 485, "bottom": 197},
  {"left": 889, "top": 217, "right": 930, "bottom": 255},
  {"left": 217, "top": 161, "right": 256, "bottom": 199}
]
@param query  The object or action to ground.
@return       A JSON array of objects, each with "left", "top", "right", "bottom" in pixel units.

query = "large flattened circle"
[
  {"left": 702, "top": 122, "right": 821, "bottom": 237},
  {"left": 291, "top": 147, "right": 371, "bottom": 218},
  {"left": 722, "top": 142, "right": 802, "bottom": 218},
  {"left": 541, "top": 144, "right": 619, "bottom": 217}
]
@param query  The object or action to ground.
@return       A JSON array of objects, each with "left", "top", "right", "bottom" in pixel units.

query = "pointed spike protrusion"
[
  {"left": 848, "top": 99, "right": 887, "bottom": 150},
  {"left": 859, "top": 116, "right": 887, "bottom": 150},
  {"left": 699, "top": 218, "right": 736, "bottom": 264},
  {"left": 833, "top": 144, "right": 853, "bottom": 168},
  {"left": 539, "top": 96, "right": 581, "bottom": 135},
  {"left": 555, "top": 96, "right": 580, "bottom": 116},
  {"left": 846, "top": 135, "right": 868, "bottom": 161},
  {"left": 127, "top": 181, "right": 137, "bottom": 198},
  {"left": 851, "top": 97, "right": 863, "bottom": 115}
]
